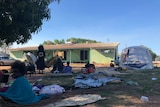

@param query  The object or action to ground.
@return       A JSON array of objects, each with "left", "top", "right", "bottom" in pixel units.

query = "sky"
[{"left": 13, "top": 0, "right": 160, "bottom": 55}]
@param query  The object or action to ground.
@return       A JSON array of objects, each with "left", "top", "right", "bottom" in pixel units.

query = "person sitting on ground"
[
  {"left": 85, "top": 62, "right": 95, "bottom": 69},
  {"left": 62, "top": 61, "right": 72, "bottom": 73},
  {"left": 110, "top": 60, "right": 115, "bottom": 68},
  {"left": 110, "top": 60, "right": 115, "bottom": 71},
  {"left": 83, "top": 62, "right": 95, "bottom": 74},
  {"left": 51, "top": 56, "right": 64, "bottom": 73},
  {"left": 0, "top": 60, "right": 49, "bottom": 105}
]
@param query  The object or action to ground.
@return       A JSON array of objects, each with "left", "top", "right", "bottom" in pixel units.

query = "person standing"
[{"left": 36, "top": 45, "right": 46, "bottom": 74}]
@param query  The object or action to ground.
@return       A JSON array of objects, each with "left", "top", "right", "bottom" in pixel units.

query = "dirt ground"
[{"left": 0, "top": 65, "right": 160, "bottom": 107}]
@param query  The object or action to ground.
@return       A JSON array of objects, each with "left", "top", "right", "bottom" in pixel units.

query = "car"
[{"left": 0, "top": 56, "right": 16, "bottom": 66}]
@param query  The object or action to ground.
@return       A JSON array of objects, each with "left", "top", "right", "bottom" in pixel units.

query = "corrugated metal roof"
[{"left": 9, "top": 42, "right": 120, "bottom": 51}]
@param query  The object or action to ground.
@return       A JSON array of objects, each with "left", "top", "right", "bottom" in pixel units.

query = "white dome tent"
[{"left": 119, "top": 46, "right": 153, "bottom": 70}]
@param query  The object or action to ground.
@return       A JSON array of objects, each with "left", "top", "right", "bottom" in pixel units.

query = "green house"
[{"left": 9, "top": 42, "right": 119, "bottom": 66}]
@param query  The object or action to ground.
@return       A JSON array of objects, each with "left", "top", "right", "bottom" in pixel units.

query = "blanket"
[
  {"left": 0, "top": 76, "right": 49, "bottom": 105},
  {"left": 43, "top": 94, "right": 106, "bottom": 107}
]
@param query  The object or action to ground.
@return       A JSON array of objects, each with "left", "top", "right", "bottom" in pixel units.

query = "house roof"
[{"left": 9, "top": 42, "right": 120, "bottom": 51}]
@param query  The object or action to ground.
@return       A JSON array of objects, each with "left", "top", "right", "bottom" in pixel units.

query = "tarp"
[
  {"left": 43, "top": 94, "right": 106, "bottom": 107},
  {"left": 119, "top": 46, "right": 153, "bottom": 70},
  {"left": 74, "top": 72, "right": 121, "bottom": 88}
]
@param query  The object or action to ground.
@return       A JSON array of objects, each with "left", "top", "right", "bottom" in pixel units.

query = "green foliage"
[
  {"left": 0, "top": 42, "right": 12, "bottom": 52},
  {"left": 0, "top": 0, "right": 59, "bottom": 45},
  {"left": 54, "top": 39, "right": 65, "bottom": 44},
  {"left": 41, "top": 37, "right": 100, "bottom": 45},
  {"left": 141, "top": 45, "right": 157, "bottom": 60},
  {"left": 42, "top": 40, "right": 55, "bottom": 45},
  {"left": 148, "top": 49, "right": 157, "bottom": 61},
  {"left": 66, "top": 37, "right": 99, "bottom": 44}
]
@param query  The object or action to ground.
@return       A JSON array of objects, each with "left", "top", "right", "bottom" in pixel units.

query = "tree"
[
  {"left": 148, "top": 48, "right": 157, "bottom": 61},
  {"left": 0, "top": 0, "right": 59, "bottom": 45},
  {"left": 41, "top": 39, "right": 65, "bottom": 45},
  {"left": 41, "top": 38, "right": 99, "bottom": 45},
  {"left": 42, "top": 40, "right": 55, "bottom": 45},
  {"left": 0, "top": 42, "right": 12, "bottom": 54},
  {"left": 141, "top": 45, "right": 157, "bottom": 61},
  {"left": 66, "top": 37, "right": 99, "bottom": 44}
]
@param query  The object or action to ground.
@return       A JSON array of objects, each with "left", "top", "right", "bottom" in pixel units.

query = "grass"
[
  {"left": 2, "top": 67, "right": 160, "bottom": 107},
  {"left": 31, "top": 67, "right": 160, "bottom": 107}
]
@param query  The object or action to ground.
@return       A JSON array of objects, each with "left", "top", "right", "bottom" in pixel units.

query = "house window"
[{"left": 80, "top": 50, "right": 88, "bottom": 60}]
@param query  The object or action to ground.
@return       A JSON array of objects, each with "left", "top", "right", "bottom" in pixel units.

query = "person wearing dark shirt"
[
  {"left": 62, "top": 61, "right": 72, "bottom": 73},
  {"left": 36, "top": 45, "right": 46, "bottom": 74}
]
